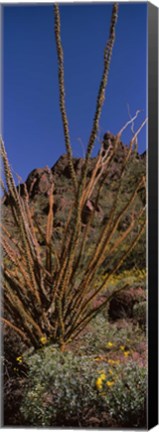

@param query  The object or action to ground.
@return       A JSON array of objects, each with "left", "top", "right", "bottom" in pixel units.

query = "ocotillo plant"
[{"left": 0, "top": 3, "right": 146, "bottom": 351}]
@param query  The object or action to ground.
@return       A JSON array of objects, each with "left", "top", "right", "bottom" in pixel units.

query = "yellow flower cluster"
[
  {"left": 16, "top": 356, "right": 23, "bottom": 363},
  {"left": 107, "top": 341, "right": 114, "bottom": 348},
  {"left": 95, "top": 355, "right": 106, "bottom": 362},
  {"left": 96, "top": 373, "right": 106, "bottom": 390},
  {"left": 96, "top": 370, "right": 115, "bottom": 391},
  {"left": 106, "top": 380, "right": 115, "bottom": 387},
  {"left": 119, "top": 345, "right": 130, "bottom": 357},
  {"left": 108, "top": 359, "right": 120, "bottom": 365},
  {"left": 124, "top": 351, "right": 130, "bottom": 357},
  {"left": 120, "top": 345, "right": 125, "bottom": 351},
  {"left": 40, "top": 336, "right": 47, "bottom": 345}
]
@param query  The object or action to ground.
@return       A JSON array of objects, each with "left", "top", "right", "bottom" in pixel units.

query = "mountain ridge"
[{"left": 2, "top": 135, "right": 146, "bottom": 270}]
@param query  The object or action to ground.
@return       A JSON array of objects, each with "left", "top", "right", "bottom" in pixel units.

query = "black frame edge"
[{"left": 148, "top": 2, "right": 158, "bottom": 430}]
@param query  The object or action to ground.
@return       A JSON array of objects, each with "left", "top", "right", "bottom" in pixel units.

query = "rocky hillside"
[{"left": 2, "top": 133, "right": 146, "bottom": 271}]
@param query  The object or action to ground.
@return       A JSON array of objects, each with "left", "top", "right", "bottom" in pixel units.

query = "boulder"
[
  {"left": 26, "top": 167, "right": 54, "bottom": 197},
  {"left": 108, "top": 286, "right": 145, "bottom": 321}
]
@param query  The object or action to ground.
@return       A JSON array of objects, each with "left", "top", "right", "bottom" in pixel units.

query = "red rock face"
[
  {"left": 81, "top": 199, "right": 103, "bottom": 224},
  {"left": 26, "top": 167, "right": 54, "bottom": 197},
  {"left": 2, "top": 134, "right": 146, "bottom": 273},
  {"left": 12, "top": 132, "right": 144, "bottom": 201}
]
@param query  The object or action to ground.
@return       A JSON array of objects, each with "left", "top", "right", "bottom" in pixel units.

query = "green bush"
[
  {"left": 74, "top": 313, "right": 145, "bottom": 356},
  {"left": 21, "top": 347, "right": 101, "bottom": 427},
  {"left": 3, "top": 324, "right": 28, "bottom": 426},
  {"left": 20, "top": 346, "right": 146, "bottom": 428},
  {"left": 133, "top": 301, "right": 146, "bottom": 330},
  {"left": 100, "top": 362, "right": 147, "bottom": 428}
]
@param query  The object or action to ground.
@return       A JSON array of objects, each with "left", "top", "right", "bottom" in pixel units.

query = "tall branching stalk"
[
  {"left": 81, "top": 2, "right": 119, "bottom": 190},
  {"left": 54, "top": 4, "right": 78, "bottom": 193},
  {"left": 1, "top": 3, "right": 146, "bottom": 351}
]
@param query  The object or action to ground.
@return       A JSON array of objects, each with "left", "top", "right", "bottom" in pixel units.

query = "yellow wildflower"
[
  {"left": 16, "top": 356, "right": 22, "bottom": 363},
  {"left": 120, "top": 345, "right": 125, "bottom": 351},
  {"left": 40, "top": 336, "right": 47, "bottom": 345},
  {"left": 107, "top": 359, "right": 115, "bottom": 365},
  {"left": 96, "top": 378, "right": 103, "bottom": 390},
  {"left": 108, "top": 359, "right": 120, "bottom": 365},
  {"left": 106, "top": 380, "right": 115, "bottom": 387},
  {"left": 109, "top": 369, "right": 113, "bottom": 375},
  {"left": 100, "top": 373, "right": 106, "bottom": 380},
  {"left": 107, "top": 342, "right": 114, "bottom": 348},
  {"left": 95, "top": 355, "right": 106, "bottom": 362},
  {"left": 124, "top": 351, "right": 130, "bottom": 357},
  {"left": 96, "top": 373, "right": 106, "bottom": 391}
]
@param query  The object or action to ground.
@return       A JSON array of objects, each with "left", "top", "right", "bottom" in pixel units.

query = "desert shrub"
[
  {"left": 2, "top": 323, "right": 29, "bottom": 426},
  {"left": 20, "top": 346, "right": 146, "bottom": 428},
  {"left": 133, "top": 301, "right": 146, "bottom": 331},
  {"left": 3, "top": 367, "right": 27, "bottom": 427},
  {"left": 74, "top": 313, "right": 145, "bottom": 356},
  {"left": 121, "top": 237, "right": 146, "bottom": 270},
  {"left": 3, "top": 315, "right": 28, "bottom": 365},
  {"left": 20, "top": 347, "right": 103, "bottom": 427},
  {"left": 96, "top": 268, "right": 146, "bottom": 319},
  {"left": 99, "top": 362, "right": 147, "bottom": 428}
]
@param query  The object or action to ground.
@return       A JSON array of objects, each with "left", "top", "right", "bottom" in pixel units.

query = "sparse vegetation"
[{"left": 19, "top": 343, "right": 146, "bottom": 428}]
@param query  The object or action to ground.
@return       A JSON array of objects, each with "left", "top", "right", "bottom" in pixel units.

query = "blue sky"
[{"left": 3, "top": 3, "right": 147, "bottom": 183}]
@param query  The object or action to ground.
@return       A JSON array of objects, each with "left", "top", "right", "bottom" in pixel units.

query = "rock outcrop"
[{"left": 2, "top": 133, "right": 146, "bottom": 270}]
